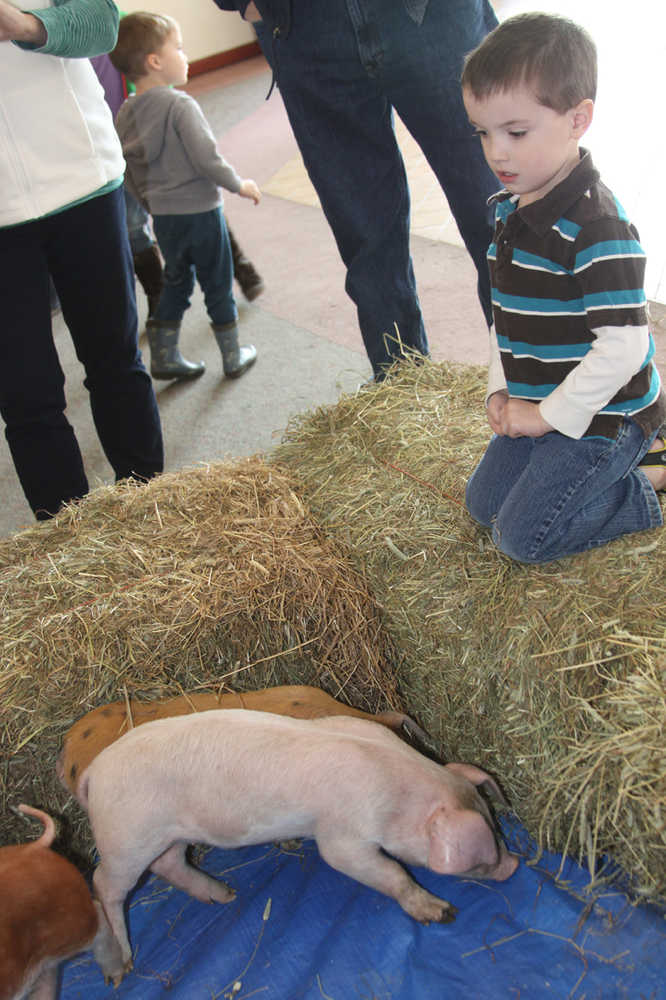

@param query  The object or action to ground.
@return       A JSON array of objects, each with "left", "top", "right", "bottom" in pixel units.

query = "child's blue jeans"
[
  {"left": 152, "top": 207, "right": 236, "bottom": 327},
  {"left": 465, "top": 417, "right": 662, "bottom": 563}
]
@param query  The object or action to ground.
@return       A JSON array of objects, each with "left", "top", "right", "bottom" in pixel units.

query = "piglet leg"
[
  {"left": 24, "top": 965, "right": 58, "bottom": 1000},
  {"left": 92, "top": 863, "right": 137, "bottom": 973},
  {"left": 91, "top": 899, "right": 125, "bottom": 986},
  {"left": 317, "top": 837, "right": 457, "bottom": 924},
  {"left": 150, "top": 842, "right": 237, "bottom": 905}
]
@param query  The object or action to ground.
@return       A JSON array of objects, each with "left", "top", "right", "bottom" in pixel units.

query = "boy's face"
[
  {"left": 462, "top": 85, "right": 592, "bottom": 208},
  {"left": 154, "top": 26, "right": 188, "bottom": 87}
]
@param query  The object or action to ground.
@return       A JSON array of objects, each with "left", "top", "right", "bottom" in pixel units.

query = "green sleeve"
[{"left": 16, "top": 0, "right": 119, "bottom": 58}]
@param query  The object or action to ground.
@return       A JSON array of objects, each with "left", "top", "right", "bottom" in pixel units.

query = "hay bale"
[
  {"left": 0, "top": 457, "right": 401, "bottom": 862},
  {"left": 274, "top": 359, "right": 666, "bottom": 905}
]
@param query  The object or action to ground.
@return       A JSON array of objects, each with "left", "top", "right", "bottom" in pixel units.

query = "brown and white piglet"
[
  {"left": 79, "top": 710, "right": 519, "bottom": 977},
  {"left": 56, "top": 683, "right": 434, "bottom": 805},
  {"left": 0, "top": 804, "right": 124, "bottom": 1000}
]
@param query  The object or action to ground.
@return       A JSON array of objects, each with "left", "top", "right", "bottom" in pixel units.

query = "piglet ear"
[{"left": 444, "top": 762, "right": 508, "bottom": 806}]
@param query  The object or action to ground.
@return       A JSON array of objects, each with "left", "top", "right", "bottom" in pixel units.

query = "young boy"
[
  {"left": 460, "top": 12, "right": 666, "bottom": 564},
  {"left": 111, "top": 12, "right": 260, "bottom": 381}
]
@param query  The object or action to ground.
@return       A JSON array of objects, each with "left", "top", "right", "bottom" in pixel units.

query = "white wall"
[{"left": 120, "top": 0, "right": 256, "bottom": 62}]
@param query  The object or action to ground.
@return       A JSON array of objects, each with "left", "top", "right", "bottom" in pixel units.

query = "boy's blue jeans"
[
  {"left": 152, "top": 207, "right": 237, "bottom": 327},
  {"left": 253, "top": 0, "right": 498, "bottom": 377},
  {"left": 465, "top": 418, "right": 663, "bottom": 563}
]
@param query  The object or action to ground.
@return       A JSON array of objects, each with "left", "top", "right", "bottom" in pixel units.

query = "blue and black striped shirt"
[{"left": 488, "top": 149, "right": 665, "bottom": 439}]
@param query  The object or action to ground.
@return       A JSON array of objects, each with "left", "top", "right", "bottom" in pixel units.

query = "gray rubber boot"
[
  {"left": 146, "top": 320, "right": 205, "bottom": 380},
  {"left": 212, "top": 322, "right": 257, "bottom": 378}
]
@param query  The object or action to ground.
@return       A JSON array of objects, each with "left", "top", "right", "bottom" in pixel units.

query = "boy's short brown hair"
[
  {"left": 461, "top": 12, "right": 597, "bottom": 114},
  {"left": 110, "top": 11, "right": 178, "bottom": 83}
]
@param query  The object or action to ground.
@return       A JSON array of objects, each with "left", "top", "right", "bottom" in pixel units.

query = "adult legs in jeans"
[
  {"left": 382, "top": 0, "right": 498, "bottom": 325},
  {"left": 255, "top": 0, "right": 498, "bottom": 377},
  {"left": 0, "top": 187, "right": 164, "bottom": 519},
  {"left": 465, "top": 420, "right": 662, "bottom": 563}
]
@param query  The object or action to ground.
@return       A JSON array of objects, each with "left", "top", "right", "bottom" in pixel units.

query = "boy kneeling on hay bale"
[{"left": 461, "top": 13, "right": 666, "bottom": 564}]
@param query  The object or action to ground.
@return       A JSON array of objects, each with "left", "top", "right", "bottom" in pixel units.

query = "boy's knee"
[
  {"left": 465, "top": 475, "right": 492, "bottom": 527},
  {"left": 491, "top": 518, "right": 540, "bottom": 564}
]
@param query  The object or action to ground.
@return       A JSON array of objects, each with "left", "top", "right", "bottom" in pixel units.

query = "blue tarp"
[{"left": 60, "top": 817, "right": 665, "bottom": 999}]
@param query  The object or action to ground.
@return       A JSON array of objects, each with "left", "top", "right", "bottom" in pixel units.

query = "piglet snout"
[{"left": 427, "top": 805, "right": 518, "bottom": 883}]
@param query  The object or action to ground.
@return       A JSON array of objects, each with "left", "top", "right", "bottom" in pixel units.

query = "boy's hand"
[
  {"left": 486, "top": 390, "right": 508, "bottom": 434},
  {"left": 0, "top": 0, "right": 46, "bottom": 43},
  {"left": 239, "top": 179, "right": 261, "bottom": 205},
  {"left": 496, "top": 398, "right": 553, "bottom": 438}
]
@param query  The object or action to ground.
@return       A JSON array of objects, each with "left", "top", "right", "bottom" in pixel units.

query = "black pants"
[{"left": 0, "top": 186, "right": 164, "bottom": 519}]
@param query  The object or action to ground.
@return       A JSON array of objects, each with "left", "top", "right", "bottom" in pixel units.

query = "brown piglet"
[
  {"left": 57, "top": 683, "right": 434, "bottom": 805},
  {"left": 0, "top": 805, "right": 123, "bottom": 1000}
]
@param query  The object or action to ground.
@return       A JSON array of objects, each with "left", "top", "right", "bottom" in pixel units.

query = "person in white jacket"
[{"left": 0, "top": 0, "right": 163, "bottom": 521}]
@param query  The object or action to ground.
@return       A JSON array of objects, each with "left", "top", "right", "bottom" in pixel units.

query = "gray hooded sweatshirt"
[{"left": 115, "top": 86, "right": 242, "bottom": 216}]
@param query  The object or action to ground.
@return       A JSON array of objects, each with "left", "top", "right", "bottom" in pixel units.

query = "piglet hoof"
[
  {"left": 104, "top": 961, "right": 131, "bottom": 989},
  {"left": 434, "top": 902, "right": 458, "bottom": 925},
  {"left": 408, "top": 893, "right": 458, "bottom": 926},
  {"left": 209, "top": 881, "right": 236, "bottom": 905}
]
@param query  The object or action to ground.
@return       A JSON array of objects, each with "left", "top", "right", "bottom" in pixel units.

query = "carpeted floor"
[
  {"left": 2, "top": 51, "right": 664, "bottom": 536},
  {"left": 0, "top": 55, "right": 492, "bottom": 536}
]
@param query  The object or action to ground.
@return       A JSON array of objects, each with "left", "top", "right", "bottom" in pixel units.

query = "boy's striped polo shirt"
[{"left": 488, "top": 150, "right": 664, "bottom": 439}]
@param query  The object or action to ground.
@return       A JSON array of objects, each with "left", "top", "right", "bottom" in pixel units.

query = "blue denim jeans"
[
  {"left": 465, "top": 419, "right": 663, "bottom": 563},
  {"left": 152, "top": 207, "right": 236, "bottom": 327},
  {"left": 0, "top": 186, "right": 163, "bottom": 519},
  {"left": 254, "top": 0, "right": 498, "bottom": 377}
]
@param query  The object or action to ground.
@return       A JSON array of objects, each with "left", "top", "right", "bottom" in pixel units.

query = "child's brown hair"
[
  {"left": 461, "top": 12, "right": 597, "bottom": 114},
  {"left": 110, "top": 11, "right": 178, "bottom": 83}
]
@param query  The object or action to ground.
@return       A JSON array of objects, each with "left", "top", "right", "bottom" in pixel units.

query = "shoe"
[
  {"left": 146, "top": 320, "right": 205, "bottom": 380},
  {"left": 638, "top": 434, "right": 666, "bottom": 491},
  {"left": 211, "top": 322, "right": 257, "bottom": 378},
  {"left": 639, "top": 438, "right": 666, "bottom": 467}
]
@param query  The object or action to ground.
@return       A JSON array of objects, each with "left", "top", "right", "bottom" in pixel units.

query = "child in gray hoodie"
[{"left": 111, "top": 12, "right": 260, "bottom": 381}]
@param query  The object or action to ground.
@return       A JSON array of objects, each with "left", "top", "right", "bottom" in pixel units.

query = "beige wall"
[{"left": 120, "top": 0, "right": 256, "bottom": 62}]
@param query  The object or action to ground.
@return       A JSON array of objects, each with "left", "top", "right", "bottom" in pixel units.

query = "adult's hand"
[{"left": 0, "top": 0, "right": 47, "bottom": 44}]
